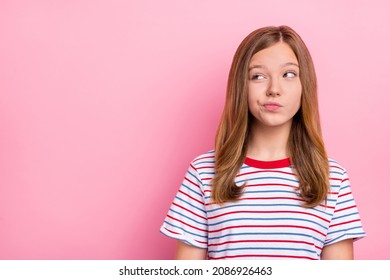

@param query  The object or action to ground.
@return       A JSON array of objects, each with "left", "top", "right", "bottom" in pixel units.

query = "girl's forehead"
[{"left": 249, "top": 42, "right": 298, "bottom": 68}]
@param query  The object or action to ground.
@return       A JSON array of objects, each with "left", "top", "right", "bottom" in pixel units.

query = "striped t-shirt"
[{"left": 160, "top": 150, "right": 366, "bottom": 260}]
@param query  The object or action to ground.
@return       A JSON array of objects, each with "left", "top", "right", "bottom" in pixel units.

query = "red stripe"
[
  {"left": 208, "top": 239, "right": 316, "bottom": 247},
  {"left": 164, "top": 227, "right": 180, "bottom": 235},
  {"left": 205, "top": 189, "right": 337, "bottom": 200},
  {"left": 193, "top": 155, "right": 214, "bottom": 163},
  {"left": 338, "top": 192, "right": 352, "bottom": 198},
  {"left": 184, "top": 177, "right": 200, "bottom": 189},
  {"left": 208, "top": 224, "right": 326, "bottom": 236},
  {"left": 184, "top": 175, "right": 204, "bottom": 196},
  {"left": 204, "top": 195, "right": 333, "bottom": 209},
  {"left": 189, "top": 163, "right": 198, "bottom": 171},
  {"left": 241, "top": 196, "right": 303, "bottom": 201},
  {"left": 205, "top": 196, "right": 304, "bottom": 206},
  {"left": 208, "top": 210, "right": 330, "bottom": 223},
  {"left": 244, "top": 157, "right": 291, "bottom": 169},
  {"left": 334, "top": 205, "right": 356, "bottom": 213},
  {"left": 196, "top": 166, "right": 214, "bottom": 170},
  {"left": 330, "top": 177, "right": 342, "bottom": 181},
  {"left": 210, "top": 254, "right": 316, "bottom": 260},
  {"left": 329, "top": 219, "right": 360, "bottom": 228},
  {"left": 164, "top": 227, "right": 207, "bottom": 245},
  {"left": 178, "top": 190, "right": 203, "bottom": 205},
  {"left": 317, "top": 202, "right": 335, "bottom": 209},
  {"left": 341, "top": 177, "right": 349, "bottom": 183},
  {"left": 172, "top": 202, "right": 206, "bottom": 220},
  {"left": 329, "top": 165, "right": 344, "bottom": 171},
  {"left": 237, "top": 169, "right": 295, "bottom": 178},
  {"left": 246, "top": 183, "right": 298, "bottom": 189},
  {"left": 167, "top": 215, "right": 207, "bottom": 232}
]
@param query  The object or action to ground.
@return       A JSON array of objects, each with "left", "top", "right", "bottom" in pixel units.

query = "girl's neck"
[{"left": 246, "top": 121, "right": 292, "bottom": 161}]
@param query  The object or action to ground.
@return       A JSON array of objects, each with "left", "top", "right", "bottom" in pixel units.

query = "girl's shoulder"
[
  {"left": 328, "top": 158, "right": 349, "bottom": 181},
  {"left": 328, "top": 158, "right": 347, "bottom": 172},
  {"left": 190, "top": 150, "right": 216, "bottom": 168}
]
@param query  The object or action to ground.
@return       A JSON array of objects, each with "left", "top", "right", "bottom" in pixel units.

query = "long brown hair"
[{"left": 212, "top": 25, "right": 329, "bottom": 208}]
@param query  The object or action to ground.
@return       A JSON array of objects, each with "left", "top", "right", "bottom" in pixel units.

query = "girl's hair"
[{"left": 212, "top": 25, "right": 329, "bottom": 208}]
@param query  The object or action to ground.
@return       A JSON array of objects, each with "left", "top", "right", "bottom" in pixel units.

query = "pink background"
[{"left": 0, "top": 0, "right": 389, "bottom": 260}]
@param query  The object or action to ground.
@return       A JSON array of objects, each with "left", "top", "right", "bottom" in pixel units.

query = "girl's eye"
[
  {"left": 251, "top": 74, "right": 266, "bottom": 80},
  {"left": 283, "top": 71, "right": 297, "bottom": 78}
]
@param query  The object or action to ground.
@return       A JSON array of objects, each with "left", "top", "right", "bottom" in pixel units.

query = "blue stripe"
[
  {"left": 207, "top": 203, "right": 332, "bottom": 217},
  {"left": 326, "top": 226, "right": 364, "bottom": 236},
  {"left": 193, "top": 160, "right": 215, "bottom": 167},
  {"left": 160, "top": 232, "right": 206, "bottom": 249},
  {"left": 162, "top": 221, "right": 207, "bottom": 239},
  {"left": 180, "top": 183, "right": 203, "bottom": 198},
  {"left": 331, "top": 211, "right": 359, "bottom": 221},
  {"left": 204, "top": 189, "right": 298, "bottom": 200},
  {"left": 208, "top": 217, "right": 328, "bottom": 230},
  {"left": 335, "top": 198, "right": 354, "bottom": 206},
  {"left": 208, "top": 231, "right": 323, "bottom": 244},
  {"left": 187, "top": 170, "right": 203, "bottom": 186},
  {"left": 209, "top": 246, "right": 316, "bottom": 254},
  {"left": 170, "top": 208, "right": 208, "bottom": 226},
  {"left": 240, "top": 165, "right": 252, "bottom": 170},
  {"left": 203, "top": 192, "right": 337, "bottom": 204},
  {"left": 340, "top": 184, "right": 351, "bottom": 191},
  {"left": 175, "top": 196, "right": 206, "bottom": 214},
  {"left": 198, "top": 171, "right": 215, "bottom": 176},
  {"left": 204, "top": 188, "right": 336, "bottom": 204},
  {"left": 236, "top": 176, "right": 299, "bottom": 185},
  {"left": 245, "top": 190, "right": 297, "bottom": 194},
  {"left": 324, "top": 231, "right": 366, "bottom": 245},
  {"left": 239, "top": 189, "right": 335, "bottom": 203}
]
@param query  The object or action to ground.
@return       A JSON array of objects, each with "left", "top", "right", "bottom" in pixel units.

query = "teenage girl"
[{"left": 160, "top": 25, "right": 365, "bottom": 260}]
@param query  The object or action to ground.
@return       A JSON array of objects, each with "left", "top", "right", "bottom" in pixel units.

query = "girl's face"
[{"left": 247, "top": 42, "right": 302, "bottom": 130}]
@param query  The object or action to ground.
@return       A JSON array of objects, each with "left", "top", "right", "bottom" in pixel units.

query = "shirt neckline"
[{"left": 244, "top": 157, "right": 291, "bottom": 169}]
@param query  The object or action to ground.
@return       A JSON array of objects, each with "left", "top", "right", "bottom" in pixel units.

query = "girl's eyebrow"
[
  {"left": 282, "top": 62, "right": 299, "bottom": 68},
  {"left": 248, "top": 62, "right": 299, "bottom": 71},
  {"left": 248, "top": 64, "right": 265, "bottom": 71}
]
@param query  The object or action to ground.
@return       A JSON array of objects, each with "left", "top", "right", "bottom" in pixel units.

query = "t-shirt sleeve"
[
  {"left": 160, "top": 162, "right": 208, "bottom": 249},
  {"left": 324, "top": 169, "right": 366, "bottom": 246}
]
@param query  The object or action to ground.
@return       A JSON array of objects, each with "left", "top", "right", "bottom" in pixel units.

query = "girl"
[{"left": 160, "top": 25, "right": 365, "bottom": 260}]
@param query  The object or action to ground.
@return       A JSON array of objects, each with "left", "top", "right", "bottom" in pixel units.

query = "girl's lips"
[{"left": 263, "top": 103, "right": 282, "bottom": 111}]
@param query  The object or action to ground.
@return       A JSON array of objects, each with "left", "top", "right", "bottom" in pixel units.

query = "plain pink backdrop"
[{"left": 0, "top": 0, "right": 389, "bottom": 259}]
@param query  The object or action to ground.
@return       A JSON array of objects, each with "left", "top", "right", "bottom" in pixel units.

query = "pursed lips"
[{"left": 263, "top": 102, "right": 282, "bottom": 111}]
